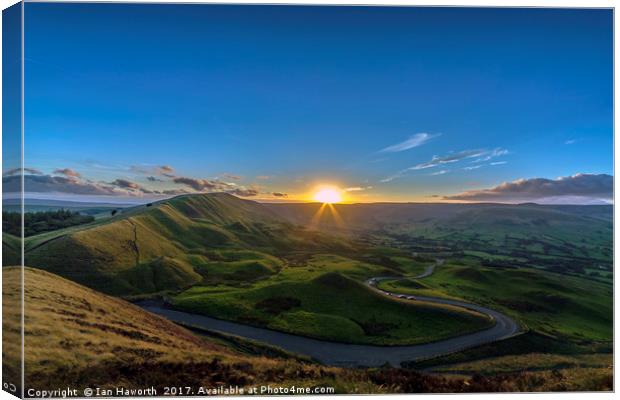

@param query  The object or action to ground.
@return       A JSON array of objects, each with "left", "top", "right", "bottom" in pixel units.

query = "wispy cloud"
[
  {"left": 381, "top": 147, "right": 508, "bottom": 183},
  {"left": 129, "top": 164, "right": 176, "bottom": 177},
  {"left": 344, "top": 186, "right": 373, "bottom": 192},
  {"left": 464, "top": 160, "right": 508, "bottom": 171},
  {"left": 430, "top": 170, "right": 449, "bottom": 176},
  {"left": 565, "top": 139, "right": 579, "bottom": 145},
  {"left": 379, "top": 133, "right": 440, "bottom": 153},
  {"left": 222, "top": 173, "right": 242, "bottom": 180},
  {"left": 410, "top": 149, "right": 489, "bottom": 170},
  {"left": 470, "top": 148, "right": 509, "bottom": 163}
]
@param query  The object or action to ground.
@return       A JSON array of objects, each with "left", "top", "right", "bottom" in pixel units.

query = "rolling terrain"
[
  {"left": 22, "top": 193, "right": 353, "bottom": 295},
  {"left": 17, "top": 194, "right": 492, "bottom": 345},
  {"left": 2, "top": 267, "right": 374, "bottom": 393},
  {"left": 266, "top": 202, "right": 613, "bottom": 277},
  {"left": 4, "top": 267, "right": 611, "bottom": 393},
  {"left": 3, "top": 193, "right": 613, "bottom": 391}
]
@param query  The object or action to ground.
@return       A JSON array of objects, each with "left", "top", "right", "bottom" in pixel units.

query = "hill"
[
  {"left": 173, "top": 269, "right": 492, "bottom": 345},
  {"left": 3, "top": 267, "right": 611, "bottom": 393},
  {"left": 22, "top": 193, "right": 354, "bottom": 295},
  {"left": 3, "top": 267, "right": 379, "bottom": 393}
]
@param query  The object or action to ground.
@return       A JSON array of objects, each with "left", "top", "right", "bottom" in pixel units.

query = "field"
[
  {"left": 377, "top": 261, "right": 612, "bottom": 342},
  {"left": 173, "top": 254, "right": 492, "bottom": 345}
]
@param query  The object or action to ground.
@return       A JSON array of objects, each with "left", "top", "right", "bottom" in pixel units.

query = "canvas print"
[{"left": 2, "top": 3, "right": 613, "bottom": 397}]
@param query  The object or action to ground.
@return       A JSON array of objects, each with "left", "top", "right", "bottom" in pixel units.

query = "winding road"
[{"left": 140, "top": 260, "right": 520, "bottom": 367}]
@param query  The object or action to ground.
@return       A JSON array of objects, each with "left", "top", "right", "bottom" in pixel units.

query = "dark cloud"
[
  {"left": 173, "top": 176, "right": 225, "bottom": 191},
  {"left": 146, "top": 176, "right": 164, "bottom": 182},
  {"left": 3, "top": 167, "right": 43, "bottom": 176},
  {"left": 272, "top": 192, "right": 288, "bottom": 197},
  {"left": 228, "top": 188, "right": 259, "bottom": 197},
  {"left": 110, "top": 179, "right": 141, "bottom": 190},
  {"left": 443, "top": 173, "right": 613, "bottom": 203},
  {"left": 161, "top": 189, "right": 190, "bottom": 195},
  {"left": 172, "top": 175, "right": 261, "bottom": 197},
  {"left": 5, "top": 174, "right": 118, "bottom": 195},
  {"left": 53, "top": 168, "right": 81, "bottom": 178},
  {"left": 223, "top": 173, "right": 242, "bottom": 180}
]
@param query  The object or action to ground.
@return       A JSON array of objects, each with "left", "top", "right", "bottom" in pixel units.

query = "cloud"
[
  {"left": 161, "top": 189, "right": 191, "bottom": 195},
  {"left": 470, "top": 148, "right": 509, "bottom": 163},
  {"left": 344, "top": 186, "right": 373, "bottom": 192},
  {"left": 146, "top": 176, "right": 164, "bottom": 182},
  {"left": 3, "top": 167, "right": 43, "bottom": 176},
  {"left": 565, "top": 139, "right": 579, "bottom": 145},
  {"left": 425, "top": 148, "right": 508, "bottom": 169},
  {"left": 228, "top": 188, "right": 259, "bottom": 197},
  {"left": 53, "top": 168, "right": 81, "bottom": 178},
  {"left": 130, "top": 164, "right": 176, "bottom": 177},
  {"left": 172, "top": 176, "right": 227, "bottom": 191},
  {"left": 443, "top": 173, "right": 613, "bottom": 203},
  {"left": 430, "top": 170, "right": 449, "bottom": 176},
  {"left": 464, "top": 160, "right": 507, "bottom": 171},
  {"left": 222, "top": 173, "right": 242, "bottom": 180},
  {"left": 272, "top": 192, "right": 288, "bottom": 197},
  {"left": 172, "top": 175, "right": 260, "bottom": 197},
  {"left": 110, "top": 179, "right": 141, "bottom": 190},
  {"left": 256, "top": 175, "right": 271, "bottom": 180},
  {"left": 381, "top": 147, "right": 508, "bottom": 182},
  {"left": 380, "top": 133, "right": 440, "bottom": 153},
  {"left": 5, "top": 174, "right": 119, "bottom": 195}
]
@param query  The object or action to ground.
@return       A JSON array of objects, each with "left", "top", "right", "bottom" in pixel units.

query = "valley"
[{"left": 3, "top": 193, "right": 613, "bottom": 391}]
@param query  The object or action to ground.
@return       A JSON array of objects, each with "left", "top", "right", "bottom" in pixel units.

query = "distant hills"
[{"left": 264, "top": 202, "right": 613, "bottom": 229}]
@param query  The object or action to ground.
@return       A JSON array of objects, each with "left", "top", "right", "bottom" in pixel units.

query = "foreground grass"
[{"left": 3, "top": 267, "right": 612, "bottom": 393}]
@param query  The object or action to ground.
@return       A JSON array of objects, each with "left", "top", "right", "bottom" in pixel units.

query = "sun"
[{"left": 313, "top": 187, "right": 343, "bottom": 204}]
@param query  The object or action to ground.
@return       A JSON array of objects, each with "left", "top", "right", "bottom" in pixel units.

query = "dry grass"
[{"left": 3, "top": 267, "right": 612, "bottom": 394}]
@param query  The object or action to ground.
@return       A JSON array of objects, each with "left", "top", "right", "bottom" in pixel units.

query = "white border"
[{"left": 0, "top": 1, "right": 615, "bottom": 400}]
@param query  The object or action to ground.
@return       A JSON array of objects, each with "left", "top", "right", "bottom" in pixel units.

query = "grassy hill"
[
  {"left": 2, "top": 267, "right": 374, "bottom": 392},
  {"left": 22, "top": 193, "right": 353, "bottom": 295},
  {"left": 174, "top": 267, "right": 492, "bottom": 345},
  {"left": 378, "top": 262, "right": 613, "bottom": 342},
  {"left": 2, "top": 233, "right": 20, "bottom": 266},
  {"left": 4, "top": 267, "right": 611, "bottom": 393}
]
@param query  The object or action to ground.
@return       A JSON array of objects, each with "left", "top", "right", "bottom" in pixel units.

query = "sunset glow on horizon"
[{"left": 313, "top": 187, "right": 343, "bottom": 204}]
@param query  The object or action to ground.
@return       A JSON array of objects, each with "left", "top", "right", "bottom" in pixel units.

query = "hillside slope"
[
  {"left": 4, "top": 268, "right": 611, "bottom": 393},
  {"left": 3, "top": 267, "right": 375, "bottom": 392},
  {"left": 23, "top": 193, "right": 352, "bottom": 295}
]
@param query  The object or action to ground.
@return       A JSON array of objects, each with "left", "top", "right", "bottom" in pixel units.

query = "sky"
[{"left": 9, "top": 4, "right": 613, "bottom": 204}]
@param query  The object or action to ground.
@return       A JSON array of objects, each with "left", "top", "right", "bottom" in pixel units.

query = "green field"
[
  {"left": 172, "top": 254, "right": 492, "bottom": 345},
  {"left": 378, "top": 261, "right": 612, "bottom": 342}
]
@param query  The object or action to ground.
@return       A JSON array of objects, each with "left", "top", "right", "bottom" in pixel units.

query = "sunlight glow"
[{"left": 313, "top": 187, "right": 343, "bottom": 204}]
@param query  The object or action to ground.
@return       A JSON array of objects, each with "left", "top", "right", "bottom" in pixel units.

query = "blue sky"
[{"left": 17, "top": 4, "right": 613, "bottom": 203}]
